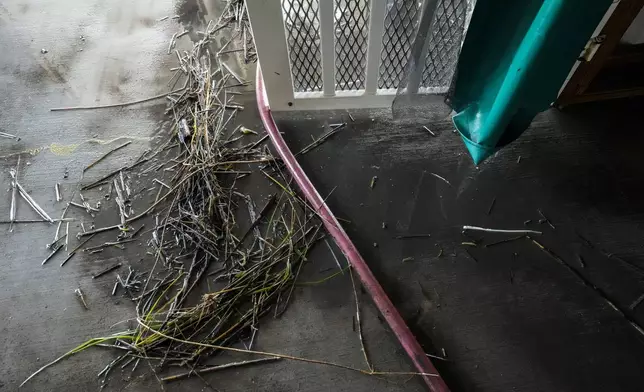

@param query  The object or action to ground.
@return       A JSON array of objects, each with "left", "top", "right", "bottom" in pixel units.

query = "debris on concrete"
[
  {"left": 463, "top": 225, "right": 542, "bottom": 235},
  {"left": 74, "top": 288, "right": 88, "bottom": 310},
  {"left": 20, "top": 8, "right": 330, "bottom": 387},
  {"left": 10, "top": 168, "right": 54, "bottom": 223},
  {"left": 423, "top": 125, "right": 436, "bottom": 136},
  {"left": 0, "top": 131, "right": 19, "bottom": 139},
  {"left": 429, "top": 172, "right": 452, "bottom": 187},
  {"left": 369, "top": 175, "right": 378, "bottom": 189},
  {"left": 91, "top": 263, "right": 122, "bottom": 279}
]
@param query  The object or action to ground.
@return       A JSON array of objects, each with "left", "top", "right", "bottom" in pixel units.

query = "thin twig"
[
  {"left": 487, "top": 197, "right": 496, "bottom": 215},
  {"left": 0, "top": 131, "right": 19, "bottom": 139},
  {"left": 463, "top": 225, "right": 541, "bottom": 235},
  {"left": 11, "top": 174, "right": 54, "bottom": 222},
  {"left": 426, "top": 353, "right": 448, "bottom": 361},
  {"left": 84, "top": 240, "right": 135, "bottom": 252},
  {"left": 296, "top": 124, "right": 345, "bottom": 155},
  {"left": 92, "top": 263, "right": 123, "bottom": 279},
  {"left": 161, "top": 357, "right": 281, "bottom": 382},
  {"left": 537, "top": 209, "right": 555, "bottom": 229},
  {"left": 325, "top": 239, "right": 344, "bottom": 273},
  {"left": 484, "top": 235, "right": 525, "bottom": 247},
  {"left": 0, "top": 219, "right": 74, "bottom": 224},
  {"left": 629, "top": 293, "right": 644, "bottom": 311},
  {"left": 395, "top": 234, "right": 431, "bottom": 239},
  {"left": 422, "top": 126, "right": 435, "bottom": 136},
  {"left": 50, "top": 86, "right": 186, "bottom": 112},
  {"left": 429, "top": 172, "right": 451, "bottom": 187},
  {"left": 75, "top": 288, "right": 89, "bottom": 310},
  {"left": 136, "top": 320, "right": 438, "bottom": 378},
  {"left": 153, "top": 178, "right": 171, "bottom": 189},
  {"left": 84, "top": 141, "right": 132, "bottom": 173},
  {"left": 81, "top": 155, "right": 151, "bottom": 190},
  {"left": 9, "top": 155, "right": 20, "bottom": 231},
  {"left": 529, "top": 236, "right": 644, "bottom": 336},
  {"left": 350, "top": 267, "right": 373, "bottom": 372},
  {"left": 42, "top": 244, "right": 64, "bottom": 265},
  {"left": 68, "top": 234, "right": 96, "bottom": 255}
]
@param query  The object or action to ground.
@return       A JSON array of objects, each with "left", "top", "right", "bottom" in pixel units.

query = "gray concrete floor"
[
  {"left": 0, "top": 0, "right": 176, "bottom": 389},
  {"left": 0, "top": 1, "right": 424, "bottom": 391}
]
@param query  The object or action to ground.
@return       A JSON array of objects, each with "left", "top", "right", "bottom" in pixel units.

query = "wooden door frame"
[{"left": 557, "top": 0, "right": 644, "bottom": 107}]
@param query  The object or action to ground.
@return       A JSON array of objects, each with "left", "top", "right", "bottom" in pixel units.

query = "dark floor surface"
[{"left": 274, "top": 96, "right": 644, "bottom": 392}]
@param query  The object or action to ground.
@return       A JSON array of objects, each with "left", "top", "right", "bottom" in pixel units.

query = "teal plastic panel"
[{"left": 451, "top": 0, "right": 612, "bottom": 164}]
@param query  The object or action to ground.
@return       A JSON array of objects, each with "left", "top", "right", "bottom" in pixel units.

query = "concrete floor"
[
  {"left": 0, "top": 0, "right": 176, "bottom": 390},
  {"left": 274, "top": 97, "right": 644, "bottom": 391},
  {"left": 0, "top": 1, "right": 423, "bottom": 391},
  {"left": 3, "top": 0, "right": 644, "bottom": 391}
]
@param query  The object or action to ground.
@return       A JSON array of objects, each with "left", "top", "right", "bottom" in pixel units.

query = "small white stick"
[
  {"left": 423, "top": 125, "right": 436, "bottom": 136},
  {"left": 113, "top": 178, "right": 127, "bottom": 226},
  {"left": 426, "top": 353, "right": 448, "bottom": 361},
  {"left": 325, "top": 239, "right": 344, "bottom": 273},
  {"left": 429, "top": 172, "right": 452, "bottom": 187},
  {"left": 349, "top": 267, "right": 372, "bottom": 372},
  {"left": 9, "top": 180, "right": 16, "bottom": 228},
  {"left": 55, "top": 183, "right": 62, "bottom": 202},
  {"left": 463, "top": 225, "right": 542, "bottom": 235},
  {"left": 119, "top": 171, "right": 126, "bottom": 194},
  {"left": 153, "top": 178, "right": 171, "bottom": 189},
  {"left": 75, "top": 288, "right": 88, "bottom": 309},
  {"left": 10, "top": 166, "right": 51, "bottom": 222},
  {"left": 52, "top": 221, "right": 62, "bottom": 247},
  {"left": 9, "top": 156, "right": 19, "bottom": 231},
  {"left": 167, "top": 32, "right": 177, "bottom": 54},
  {"left": 65, "top": 222, "right": 70, "bottom": 251},
  {"left": 0, "top": 131, "right": 18, "bottom": 139},
  {"left": 221, "top": 61, "right": 245, "bottom": 85},
  {"left": 13, "top": 181, "right": 53, "bottom": 222}
]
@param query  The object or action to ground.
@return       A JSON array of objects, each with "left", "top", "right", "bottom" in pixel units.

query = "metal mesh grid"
[
  {"left": 334, "top": 0, "right": 371, "bottom": 91},
  {"left": 378, "top": 0, "right": 422, "bottom": 89},
  {"left": 281, "top": 0, "right": 323, "bottom": 92},
  {"left": 421, "top": 0, "right": 468, "bottom": 88}
]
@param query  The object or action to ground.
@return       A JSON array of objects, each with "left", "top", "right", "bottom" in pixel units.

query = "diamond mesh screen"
[
  {"left": 421, "top": 0, "right": 468, "bottom": 89},
  {"left": 281, "top": 0, "right": 323, "bottom": 92},
  {"left": 378, "top": 0, "right": 422, "bottom": 89},
  {"left": 334, "top": 0, "right": 370, "bottom": 91}
]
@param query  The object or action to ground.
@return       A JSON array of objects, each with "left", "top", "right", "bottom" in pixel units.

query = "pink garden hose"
[{"left": 256, "top": 65, "right": 449, "bottom": 392}]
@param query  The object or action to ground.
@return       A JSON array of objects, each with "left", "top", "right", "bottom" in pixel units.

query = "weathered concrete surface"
[
  {"left": 0, "top": 1, "right": 425, "bottom": 391},
  {"left": 0, "top": 1, "right": 178, "bottom": 390}
]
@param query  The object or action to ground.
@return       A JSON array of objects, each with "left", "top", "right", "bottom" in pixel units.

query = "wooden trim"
[{"left": 557, "top": 0, "right": 644, "bottom": 106}]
